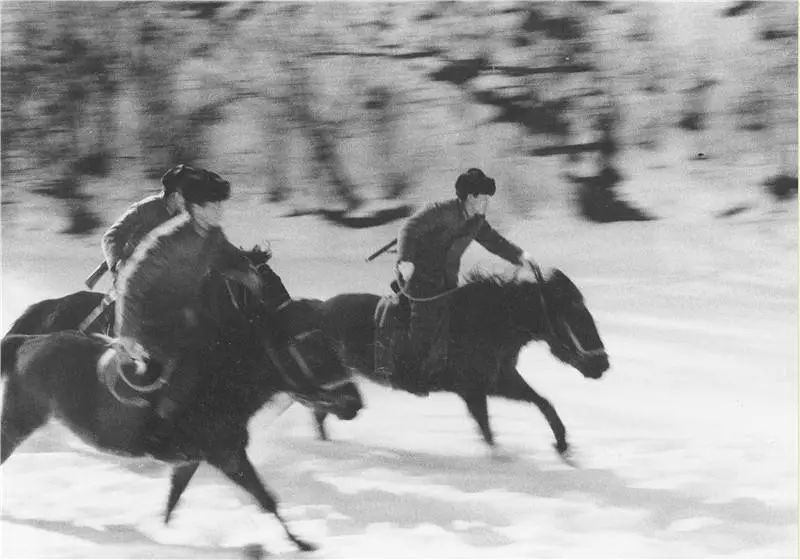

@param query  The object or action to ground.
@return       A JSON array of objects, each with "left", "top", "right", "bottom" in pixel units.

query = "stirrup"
[
  {"left": 112, "top": 338, "right": 150, "bottom": 376},
  {"left": 96, "top": 339, "right": 162, "bottom": 408},
  {"left": 97, "top": 349, "right": 149, "bottom": 408}
]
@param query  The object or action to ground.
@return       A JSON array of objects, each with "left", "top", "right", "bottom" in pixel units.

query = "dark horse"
[
  {"left": 288, "top": 268, "right": 609, "bottom": 458},
  {"left": 1, "top": 252, "right": 363, "bottom": 551}
]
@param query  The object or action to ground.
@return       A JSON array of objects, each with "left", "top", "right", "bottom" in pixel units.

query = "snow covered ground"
[{"left": 1, "top": 197, "right": 797, "bottom": 558}]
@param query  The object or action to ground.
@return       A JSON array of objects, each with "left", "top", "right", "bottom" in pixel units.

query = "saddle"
[
  {"left": 373, "top": 283, "right": 449, "bottom": 392},
  {"left": 373, "top": 285, "right": 411, "bottom": 382},
  {"left": 94, "top": 335, "right": 167, "bottom": 407}
]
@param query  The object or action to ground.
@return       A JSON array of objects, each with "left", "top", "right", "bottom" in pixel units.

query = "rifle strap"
[{"left": 79, "top": 291, "right": 116, "bottom": 333}]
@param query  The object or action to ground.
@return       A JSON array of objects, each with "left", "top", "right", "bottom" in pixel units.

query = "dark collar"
[{"left": 456, "top": 198, "right": 469, "bottom": 221}]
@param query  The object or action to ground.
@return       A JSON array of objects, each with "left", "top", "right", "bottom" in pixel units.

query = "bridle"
[
  {"left": 528, "top": 265, "right": 605, "bottom": 363},
  {"left": 222, "top": 276, "right": 353, "bottom": 405},
  {"left": 263, "top": 330, "right": 354, "bottom": 407}
]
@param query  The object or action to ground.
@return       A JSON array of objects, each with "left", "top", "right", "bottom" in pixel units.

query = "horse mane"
[
  {"left": 461, "top": 269, "right": 522, "bottom": 289},
  {"left": 453, "top": 267, "right": 581, "bottom": 342},
  {"left": 453, "top": 270, "right": 540, "bottom": 340},
  {"left": 462, "top": 267, "right": 582, "bottom": 305},
  {"left": 241, "top": 244, "right": 273, "bottom": 267}
]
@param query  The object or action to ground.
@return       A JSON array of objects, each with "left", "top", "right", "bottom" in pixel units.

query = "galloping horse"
[
  {"left": 288, "top": 268, "right": 609, "bottom": 458},
  {"left": 1, "top": 251, "right": 363, "bottom": 551}
]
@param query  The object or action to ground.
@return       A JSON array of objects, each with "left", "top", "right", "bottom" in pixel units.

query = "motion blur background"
[
  {"left": 1, "top": 3, "right": 798, "bottom": 558},
  {"left": 1, "top": 1, "right": 796, "bottom": 238}
]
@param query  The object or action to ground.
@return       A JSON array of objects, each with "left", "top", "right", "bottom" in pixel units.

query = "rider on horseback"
[
  {"left": 395, "top": 168, "right": 536, "bottom": 395},
  {"left": 115, "top": 166, "right": 263, "bottom": 429},
  {"left": 102, "top": 165, "right": 191, "bottom": 282}
]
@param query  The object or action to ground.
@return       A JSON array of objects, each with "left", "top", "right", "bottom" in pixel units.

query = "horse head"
[
  {"left": 229, "top": 246, "right": 362, "bottom": 420},
  {"left": 275, "top": 328, "right": 362, "bottom": 420},
  {"left": 536, "top": 268, "right": 609, "bottom": 379},
  {"left": 457, "top": 269, "right": 608, "bottom": 380}
]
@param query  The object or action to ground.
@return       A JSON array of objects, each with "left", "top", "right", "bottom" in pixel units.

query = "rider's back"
[{"left": 115, "top": 215, "right": 231, "bottom": 357}]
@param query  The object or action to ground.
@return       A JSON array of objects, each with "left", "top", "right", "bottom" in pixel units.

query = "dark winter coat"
[
  {"left": 115, "top": 214, "right": 257, "bottom": 362},
  {"left": 397, "top": 198, "right": 523, "bottom": 296},
  {"left": 102, "top": 194, "right": 175, "bottom": 273}
]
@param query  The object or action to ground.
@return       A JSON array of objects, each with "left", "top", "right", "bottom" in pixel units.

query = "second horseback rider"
[{"left": 394, "top": 168, "right": 537, "bottom": 395}]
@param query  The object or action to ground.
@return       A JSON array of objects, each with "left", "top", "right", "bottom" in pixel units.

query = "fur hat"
[
  {"left": 161, "top": 164, "right": 230, "bottom": 204},
  {"left": 455, "top": 168, "right": 496, "bottom": 200}
]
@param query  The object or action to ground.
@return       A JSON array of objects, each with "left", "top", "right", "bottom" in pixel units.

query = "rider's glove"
[{"left": 397, "top": 261, "right": 415, "bottom": 282}]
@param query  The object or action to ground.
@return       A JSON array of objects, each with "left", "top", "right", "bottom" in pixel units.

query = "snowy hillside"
[
  {"left": 1, "top": 1, "right": 797, "bottom": 558},
  {"left": 2, "top": 201, "right": 797, "bottom": 558}
]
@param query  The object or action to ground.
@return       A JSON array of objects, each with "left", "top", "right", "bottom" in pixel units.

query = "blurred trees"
[
  {"left": 253, "top": 4, "right": 412, "bottom": 221},
  {"left": 1, "top": 1, "right": 796, "bottom": 235},
  {"left": 1, "top": 3, "right": 121, "bottom": 232},
  {"left": 1, "top": 2, "right": 234, "bottom": 232}
]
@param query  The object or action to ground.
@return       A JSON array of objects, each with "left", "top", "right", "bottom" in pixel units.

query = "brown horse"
[
  {"left": 1, "top": 256, "right": 362, "bottom": 551},
  {"left": 287, "top": 268, "right": 609, "bottom": 458}
]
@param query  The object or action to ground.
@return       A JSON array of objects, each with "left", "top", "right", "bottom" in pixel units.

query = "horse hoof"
[
  {"left": 242, "top": 543, "right": 266, "bottom": 559},
  {"left": 555, "top": 444, "right": 579, "bottom": 468},
  {"left": 489, "top": 447, "right": 514, "bottom": 462},
  {"left": 295, "top": 538, "right": 317, "bottom": 552}
]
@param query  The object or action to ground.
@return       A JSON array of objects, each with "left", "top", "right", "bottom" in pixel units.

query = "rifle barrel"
[
  {"left": 85, "top": 261, "right": 109, "bottom": 289},
  {"left": 365, "top": 239, "right": 398, "bottom": 262}
]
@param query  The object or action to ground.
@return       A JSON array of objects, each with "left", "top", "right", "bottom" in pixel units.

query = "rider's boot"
[
  {"left": 390, "top": 280, "right": 411, "bottom": 324},
  {"left": 145, "top": 358, "right": 185, "bottom": 452},
  {"left": 389, "top": 336, "right": 428, "bottom": 396}
]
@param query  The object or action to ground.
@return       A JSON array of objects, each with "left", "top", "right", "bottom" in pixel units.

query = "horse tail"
[{"left": 1, "top": 334, "right": 29, "bottom": 379}]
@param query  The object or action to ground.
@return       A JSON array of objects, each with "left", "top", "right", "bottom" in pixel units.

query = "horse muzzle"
[
  {"left": 292, "top": 380, "right": 363, "bottom": 420},
  {"left": 576, "top": 351, "right": 609, "bottom": 379},
  {"left": 325, "top": 381, "right": 363, "bottom": 420}
]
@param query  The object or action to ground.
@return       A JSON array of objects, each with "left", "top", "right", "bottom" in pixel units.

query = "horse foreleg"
[
  {"left": 313, "top": 410, "right": 329, "bottom": 441},
  {"left": 496, "top": 367, "right": 569, "bottom": 456},
  {"left": 461, "top": 392, "right": 495, "bottom": 448},
  {"left": 164, "top": 461, "right": 200, "bottom": 523},
  {"left": 208, "top": 447, "right": 316, "bottom": 552},
  {"left": 1, "top": 383, "right": 50, "bottom": 464}
]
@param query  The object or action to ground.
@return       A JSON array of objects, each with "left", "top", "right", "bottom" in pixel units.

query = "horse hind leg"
[
  {"left": 460, "top": 391, "right": 495, "bottom": 448},
  {"left": 164, "top": 461, "right": 200, "bottom": 523},
  {"left": 208, "top": 447, "right": 316, "bottom": 552},
  {"left": 313, "top": 410, "right": 329, "bottom": 441},
  {"left": 1, "top": 382, "right": 50, "bottom": 464}
]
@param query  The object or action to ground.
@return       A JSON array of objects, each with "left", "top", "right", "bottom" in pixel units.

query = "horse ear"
[
  {"left": 547, "top": 268, "right": 564, "bottom": 283},
  {"left": 547, "top": 268, "right": 581, "bottom": 304}
]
